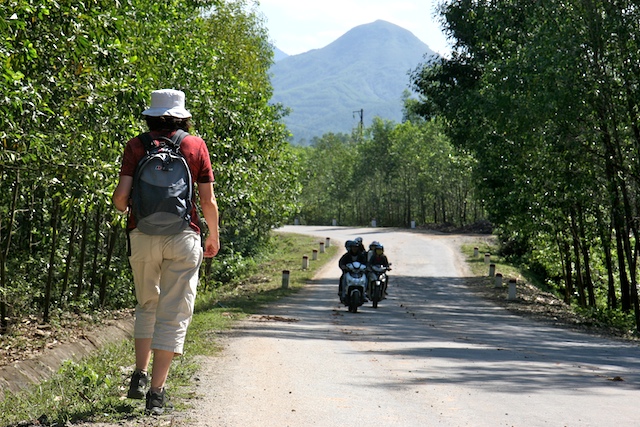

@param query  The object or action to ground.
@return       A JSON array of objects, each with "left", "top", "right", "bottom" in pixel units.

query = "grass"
[
  {"left": 462, "top": 241, "right": 540, "bottom": 286},
  {"left": 0, "top": 231, "right": 338, "bottom": 427},
  {"left": 462, "top": 240, "right": 639, "bottom": 337}
]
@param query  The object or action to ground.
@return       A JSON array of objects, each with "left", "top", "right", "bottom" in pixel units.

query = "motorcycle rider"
[
  {"left": 367, "top": 242, "right": 391, "bottom": 298},
  {"left": 367, "top": 240, "right": 381, "bottom": 262},
  {"left": 338, "top": 240, "right": 368, "bottom": 302}
]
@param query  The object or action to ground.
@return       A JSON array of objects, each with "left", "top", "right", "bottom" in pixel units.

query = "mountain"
[
  {"left": 269, "top": 20, "right": 437, "bottom": 143},
  {"left": 273, "top": 46, "right": 289, "bottom": 62}
]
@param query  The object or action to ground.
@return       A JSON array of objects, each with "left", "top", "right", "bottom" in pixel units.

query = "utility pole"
[{"left": 353, "top": 108, "right": 363, "bottom": 138}]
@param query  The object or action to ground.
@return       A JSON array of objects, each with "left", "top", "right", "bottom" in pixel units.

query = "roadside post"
[
  {"left": 281, "top": 270, "right": 290, "bottom": 289},
  {"left": 508, "top": 279, "right": 517, "bottom": 300},
  {"left": 494, "top": 273, "right": 503, "bottom": 288}
]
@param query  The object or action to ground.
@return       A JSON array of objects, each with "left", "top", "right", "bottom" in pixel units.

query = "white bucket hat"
[{"left": 142, "top": 89, "right": 192, "bottom": 118}]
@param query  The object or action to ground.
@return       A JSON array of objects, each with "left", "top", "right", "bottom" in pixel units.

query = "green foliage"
[
  {"left": 412, "top": 0, "right": 640, "bottom": 329},
  {"left": 296, "top": 118, "right": 481, "bottom": 227},
  {"left": 0, "top": 345, "right": 138, "bottom": 426},
  {"left": 574, "top": 306, "right": 636, "bottom": 333},
  {"left": 0, "top": 1, "right": 300, "bottom": 330},
  {"left": 57, "top": 360, "right": 113, "bottom": 400},
  {"left": 206, "top": 249, "right": 258, "bottom": 286}
]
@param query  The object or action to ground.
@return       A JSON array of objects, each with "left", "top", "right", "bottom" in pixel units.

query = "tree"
[
  {"left": 411, "top": 0, "right": 640, "bottom": 329},
  {"left": 295, "top": 118, "right": 477, "bottom": 228},
  {"left": 0, "top": 0, "right": 299, "bottom": 331}
]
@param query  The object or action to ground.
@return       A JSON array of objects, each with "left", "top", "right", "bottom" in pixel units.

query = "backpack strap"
[
  {"left": 138, "top": 129, "right": 189, "bottom": 152},
  {"left": 169, "top": 129, "right": 188, "bottom": 148},
  {"left": 138, "top": 132, "right": 155, "bottom": 152}
]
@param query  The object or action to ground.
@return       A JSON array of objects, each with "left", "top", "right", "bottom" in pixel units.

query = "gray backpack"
[{"left": 130, "top": 130, "right": 193, "bottom": 235}]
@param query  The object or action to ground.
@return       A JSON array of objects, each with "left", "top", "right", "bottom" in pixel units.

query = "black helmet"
[
  {"left": 345, "top": 240, "right": 357, "bottom": 249},
  {"left": 369, "top": 240, "right": 381, "bottom": 250}
]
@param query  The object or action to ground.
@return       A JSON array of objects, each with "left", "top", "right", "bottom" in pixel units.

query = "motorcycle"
[
  {"left": 341, "top": 261, "right": 368, "bottom": 313},
  {"left": 368, "top": 264, "right": 391, "bottom": 308}
]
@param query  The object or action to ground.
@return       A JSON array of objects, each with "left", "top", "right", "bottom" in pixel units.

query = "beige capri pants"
[{"left": 128, "top": 229, "right": 203, "bottom": 354}]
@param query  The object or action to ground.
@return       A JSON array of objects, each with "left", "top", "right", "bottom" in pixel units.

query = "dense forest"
[
  {"left": 0, "top": 0, "right": 298, "bottom": 332},
  {"left": 411, "top": 0, "right": 640, "bottom": 331}
]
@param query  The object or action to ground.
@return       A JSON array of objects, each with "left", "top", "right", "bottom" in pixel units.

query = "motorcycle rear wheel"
[{"left": 372, "top": 288, "right": 381, "bottom": 308}]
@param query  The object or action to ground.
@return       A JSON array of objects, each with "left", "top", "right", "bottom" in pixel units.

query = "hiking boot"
[
  {"left": 146, "top": 388, "right": 170, "bottom": 416},
  {"left": 127, "top": 369, "right": 149, "bottom": 400}
]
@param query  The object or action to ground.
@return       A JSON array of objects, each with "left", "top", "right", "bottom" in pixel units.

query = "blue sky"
[{"left": 255, "top": 0, "right": 452, "bottom": 57}]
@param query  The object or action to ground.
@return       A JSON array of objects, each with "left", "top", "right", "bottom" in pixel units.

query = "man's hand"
[
  {"left": 198, "top": 182, "right": 219, "bottom": 258},
  {"left": 204, "top": 234, "right": 220, "bottom": 258}
]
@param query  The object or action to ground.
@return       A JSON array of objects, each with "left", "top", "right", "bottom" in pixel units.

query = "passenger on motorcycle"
[
  {"left": 367, "top": 242, "right": 391, "bottom": 298},
  {"left": 354, "top": 237, "right": 366, "bottom": 256},
  {"left": 338, "top": 240, "right": 368, "bottom": 301}
]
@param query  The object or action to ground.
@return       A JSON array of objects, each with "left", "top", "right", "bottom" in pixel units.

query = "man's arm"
[
  {"left": 338, "top": 254, "right": 347, "bottom": 270},
  {"left": 112, "top": 175, "right": 133, "bottom": 213},
  {"left": 198, "top": 181, "right": 220, "bottom": 258}
]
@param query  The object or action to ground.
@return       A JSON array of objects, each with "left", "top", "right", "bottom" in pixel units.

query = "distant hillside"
[
  {"left": 269, "top": 20, "right": 437, "bottom": 143},
  {"left": 273, "top": 46, "right": 289, "bottom": 62}
]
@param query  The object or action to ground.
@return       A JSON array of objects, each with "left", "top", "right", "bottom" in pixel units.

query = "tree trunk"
[
  {"left": 462, "top": 198, "right": 468, "bottom": 226},
  {"left": 89, "top": 205, "right": 102, "bottom": 299},
  {"left": 595, "top": 210, "right": 617, "bottom": 310},
  {"left": 433, "top": 201, "right": 438, "bottom": 223},
  {"left": 405, "top": 177, "right": 412, "bottom": 227},
  {"left": 633, "top": 238, "right": 640, "bottom": 333},
  {"left": 28, "top": 183, "right": 35, "bottom": 256},
  {"left": 60, "top": 219, "right": 77, "bottom": 304},
  {"left": 577, "top": 204, "right": 596, "bottom": 307},
  {"left": 600, "top": 120, "right": 631, "bottom": 311},
  {"left": 0, "top": 170, "right": 20, "bottom": 333},
  {"left": 614, "top": 217, "right": 631, "bottom": 311},
  {"left": 562, "top": 239, "right": 573, "bottom": 304},
  {"left": 74, "top": 216, "right": 89, "bottom": 300},
  {"left": 99, "top": 225, "right": 119, "bottom": 307},
  {"left": 618, "top": 178, "right": 640, "bottom": 330},
  {"left": 43, "top": 199, "right": 60, "bottom": 324},
  {"left": 569, "top": 211, "right": 586, "bottom": 307}
]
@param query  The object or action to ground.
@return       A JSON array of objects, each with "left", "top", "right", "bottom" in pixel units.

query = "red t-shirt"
[{"left": 119, "top": 130, "right": 214, "bottom": 233}]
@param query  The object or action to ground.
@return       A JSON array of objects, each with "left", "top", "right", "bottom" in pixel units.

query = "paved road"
[{"left": 184, "top": 226, "right": 640, "bottom": 427}]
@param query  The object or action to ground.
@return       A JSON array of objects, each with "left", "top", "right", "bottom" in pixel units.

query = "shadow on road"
[{"left": 231, "top": 273, "right": 640, "bottom": 394}]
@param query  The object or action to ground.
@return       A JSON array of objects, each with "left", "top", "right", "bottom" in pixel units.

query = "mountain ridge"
[{"left": 269, "top": 20, "right": 437, "bottom": 143}]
